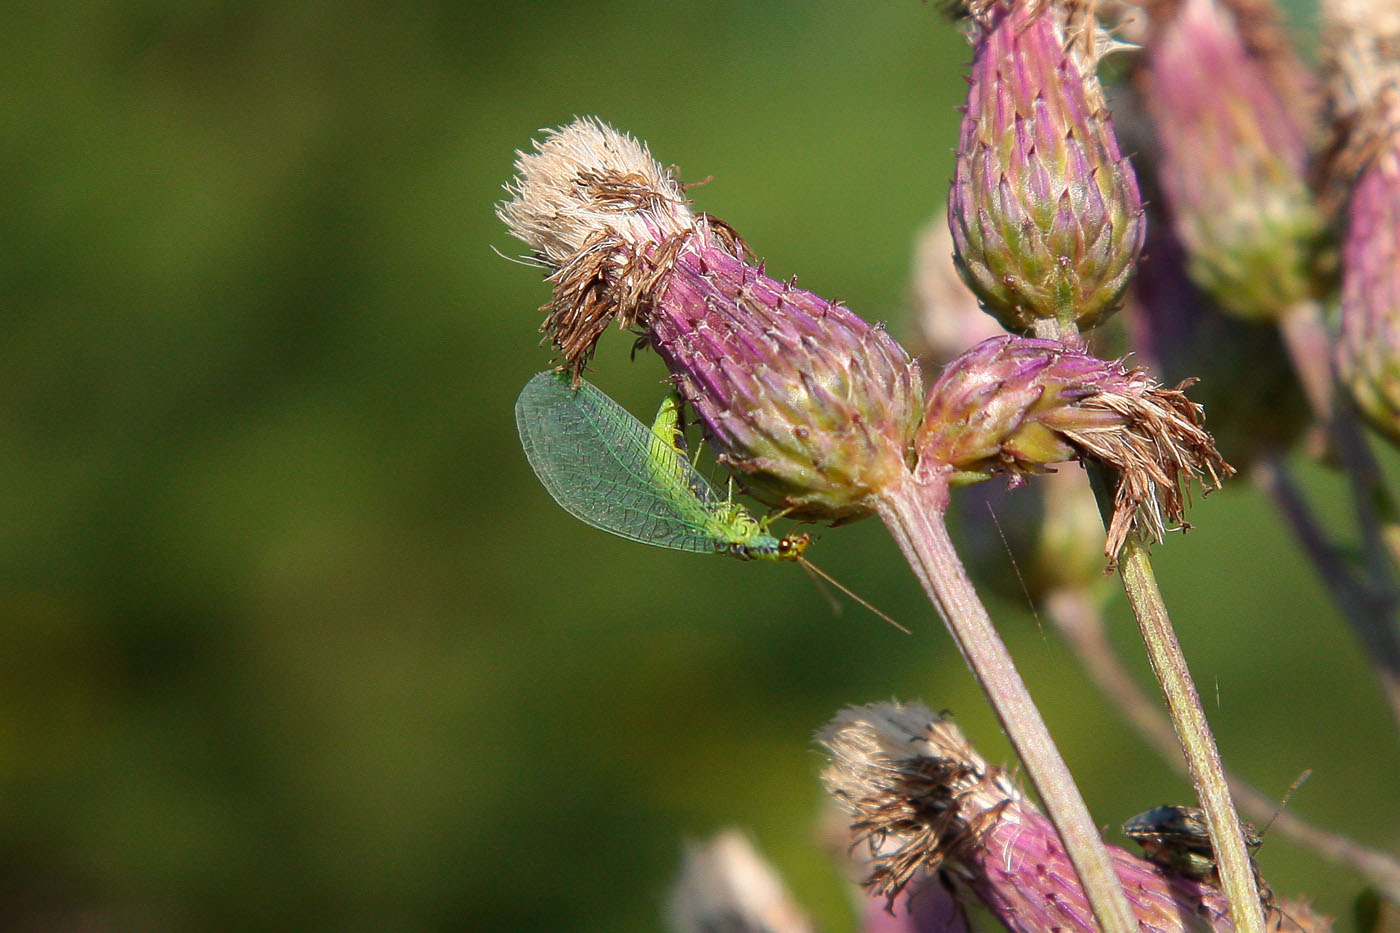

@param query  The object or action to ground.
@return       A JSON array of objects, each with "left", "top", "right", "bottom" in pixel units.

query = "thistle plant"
[
  {"left": 817, "top": 702, "right": 1298, "bottom": 932},
  {"left": 915, "top": 211, "right": 1400, "bottom": 908},
  {"left": 500, "top": 0, "right": 1400, "bottom": 923},
  {"left": 500, "top": 112, "right": 1237, "bottom": 930},
  {"left": 500, "top": 118, "right": 922, "bottom": 522}
]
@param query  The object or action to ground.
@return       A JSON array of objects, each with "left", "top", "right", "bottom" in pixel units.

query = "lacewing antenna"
[{"left": 798, "top": 558, "right": 910, "bottom": 634}]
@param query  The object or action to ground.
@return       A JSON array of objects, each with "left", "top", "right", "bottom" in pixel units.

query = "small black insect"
[
  {"left": 1123, "top": 804, "right": 1263, "bottom": 885},
  {"left": 1123, "top": 804, "right": 1312, "bottom": 929}
]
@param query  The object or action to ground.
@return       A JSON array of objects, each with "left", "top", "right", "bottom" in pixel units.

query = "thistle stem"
[
  {"left": 1050, "top": 279, "right": 1263, "bottom": 929},
  {"left": 1118, "top": 539, "right": 1266, "bottom": 933},
  {"left": 1278, "top": 301, "right": 1400, "bottom": 734},
  {"left": 1279, "top": 301, "right": 1400, "bottom": 574},
  {"left": 875, "top": 472, "right": 1137, "bottom": 933},
  {"left": 1046, "top": 586, "right": 1400, "bottom": 901}
]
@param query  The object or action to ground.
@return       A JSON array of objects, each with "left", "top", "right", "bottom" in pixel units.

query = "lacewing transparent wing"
[{"left": 514, "top": 371, "right": 806, "bottom": 561}]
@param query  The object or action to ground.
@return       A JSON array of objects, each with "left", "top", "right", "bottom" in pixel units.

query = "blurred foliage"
[{"left": 0, "top": 1, "right": 1394, "bottom": 930}]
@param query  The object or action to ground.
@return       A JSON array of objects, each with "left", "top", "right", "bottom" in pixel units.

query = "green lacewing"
[
  {"left": 515, "top": 370, "right": 810, "bottom": 561},
  {"left": 514, "top": 371, "right": 906, "bottom": 631}
]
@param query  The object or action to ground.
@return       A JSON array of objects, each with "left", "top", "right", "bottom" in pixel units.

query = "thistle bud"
[
  {"left": 1136, "top": 0, "right": 1325, "bottom": 320},
  {"left": 1129, "top": 216, "right": 1309, "bottom": 466},
  {"left": 817, "top": 702, "right": 1235, "bottom": 931},
  {"left": 1336, "top": 133, "right": 1400, "bottom": 441},
  {"left": 500, "top": 119, "right": 923, "bottom": 521},
  {"left": 915, "top": 336, "right": 1231, "bottom": 558},
  {"left": 1324, "top": 2, "right": 1400, "bottom": 444},
  {"left": 948, "top": 0, "right": 1145, "bottom": 336}
]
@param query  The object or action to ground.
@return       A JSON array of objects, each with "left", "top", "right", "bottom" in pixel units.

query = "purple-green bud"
[
  {"left": 1137, "top": 0, "right": 1325, "bottom": 320},
  {"left": 1336, "top": 128, "right": 1400, "bottom": 443},
  {"left": 949, "top": 0, "right": 1145, "bottom": 335},
  {"left": 818, "top": 702, "right": 1236, "bottom": 931},
  {"left": 1129, "top": 215, "right": 1308, "bottom": 467},
  {"left": 1323, "top": 1, "right": 1400, "bottom": 445},
  {"left": 500, "top": 118, "right": 924, "bottom": 521},
  {"left": 915, "top": 336, "right": 1231, "bottom": 558}
]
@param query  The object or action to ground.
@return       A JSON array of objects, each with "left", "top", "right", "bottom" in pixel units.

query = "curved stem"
[
  {"left": 1047, "top": 587, "right": 1400, "bottom": 902},
  {"left": 1278, "top": 305, "right": 1400, "bottom": 733},
  {"left": 876, "top": 472, "right": 1137, "bottom": 933},
  {"left": 1253, "top": 455, "right": 1400, "bottom": 735}
]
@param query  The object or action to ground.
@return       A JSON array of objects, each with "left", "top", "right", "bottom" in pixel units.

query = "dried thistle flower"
[
  {"left": 915, "top": 336, "right": 1232, "bottom": 558},
  {"left": 666, "top": 829, "right": 815, "bottom": 933},
  {"left": 817, "top": 701, "right": 1236, "bottom": 931},
  {"left": 948, "top": 0, "right": 1145, "bottom": 335},
  {"left": 499, "top": 119, "right": 923, "bottom": 521},
  {"left": 1135, "top": 0, "right": 1325, "bottom": 320}
]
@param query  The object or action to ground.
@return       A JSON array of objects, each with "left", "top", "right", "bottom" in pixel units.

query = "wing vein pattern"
[{"left": 515, "top": 371, "right": 725, "bottom": 553}]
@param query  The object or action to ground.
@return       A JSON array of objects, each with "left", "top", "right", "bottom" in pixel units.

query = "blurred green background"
[{"left": 1, "top": 1, "right": 1395, "bottom": 930}]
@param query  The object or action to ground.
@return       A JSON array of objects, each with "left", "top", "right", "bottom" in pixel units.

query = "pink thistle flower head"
[
  {"left": 499, "top": 119, "right": 924, "bottom": 521},
  {"left": 948, "top": 0, "right": 1145, "bottom": 335}
]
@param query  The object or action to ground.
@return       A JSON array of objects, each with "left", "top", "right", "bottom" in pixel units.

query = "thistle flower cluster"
[
  {"left": 817, "top": 702, "right": 1239, "bottom": 931},
  {"left": 502, "top": 117, "right": 1225, "bottom": 550},
  {"left": 497, "top": 0, "right": 1400, "bottom": 917}
]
